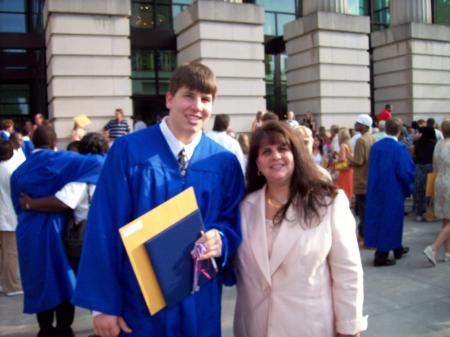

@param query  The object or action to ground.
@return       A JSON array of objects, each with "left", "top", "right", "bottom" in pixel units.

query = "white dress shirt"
[{"left": 206, "top": 131, "right": 246, "bottom": 174}]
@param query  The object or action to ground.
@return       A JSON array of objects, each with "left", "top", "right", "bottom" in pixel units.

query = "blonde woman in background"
[
  {"left": 71, "top": 114, "right": 91, "bottom": 142},
  {"left": 424, "top": 119, "right": 450, "bottom": 265},
  {"left": 336, "top": 128, "right": 354, "bottom": 201}
]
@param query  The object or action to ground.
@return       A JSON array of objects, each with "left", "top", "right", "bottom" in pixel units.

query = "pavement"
[{"left": 1, "top": 211, "right": 450, "bottom": 337}]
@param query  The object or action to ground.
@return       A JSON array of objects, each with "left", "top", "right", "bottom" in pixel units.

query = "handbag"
[
  {"left": 334, "top": 160, "right": 350, "bottom": 171},
  {"left": 425, "top": 171, "right": 436, "bottom": 197},
  {"left": 63, "top": 184, "right": 92, "bottom": 258}
]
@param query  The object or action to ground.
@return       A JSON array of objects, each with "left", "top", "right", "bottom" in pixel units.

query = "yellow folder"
[{"left": 119, "top": 187, "right": 199, "bottom": 315}]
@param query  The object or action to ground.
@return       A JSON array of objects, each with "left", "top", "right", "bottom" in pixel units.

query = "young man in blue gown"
[
  {"left": 74, "top": 62, "right": 245, "bottom": 337},
  {"left": 10, "top": 125, "right": 105, "bottom": 337},
  {"left": 364, "top": 118, "right": 415, "bottom": 266}
]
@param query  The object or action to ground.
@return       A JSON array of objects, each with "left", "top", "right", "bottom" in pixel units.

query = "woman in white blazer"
[{"left": 234, "top": 121, "right": 367, "bottom": 337}]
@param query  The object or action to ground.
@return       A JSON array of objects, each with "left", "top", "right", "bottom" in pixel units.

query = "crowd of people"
[{"left": 0, "top": 62, "right": 448, "bottom": 337}]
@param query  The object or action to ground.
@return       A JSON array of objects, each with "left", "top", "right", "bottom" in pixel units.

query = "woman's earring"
[{"left": 257, "top": 170, "right": 262, "bottom": 176}]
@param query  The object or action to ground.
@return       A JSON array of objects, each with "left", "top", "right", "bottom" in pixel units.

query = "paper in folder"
[{"left": 119, "top": 187, "right": 217, "bottom": 315}]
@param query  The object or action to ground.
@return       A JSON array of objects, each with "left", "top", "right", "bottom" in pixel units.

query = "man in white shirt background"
[{"left": 206, "top": 114, "right": 246, "bottom": 174}]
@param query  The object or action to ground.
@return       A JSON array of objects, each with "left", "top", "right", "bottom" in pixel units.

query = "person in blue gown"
[
  {"left": 365, "top": 118, "right": 415, "bottom": 266},
  {"left": 73, "top": 63, "right": 245, "bottom": 337},
  {"left": 10, "top": 125, "right": 105, "bottom": 337}
]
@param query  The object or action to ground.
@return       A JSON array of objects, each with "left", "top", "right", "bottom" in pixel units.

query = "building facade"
[{"left": 1, "top": 0, "right": 449, "bottom": 139}]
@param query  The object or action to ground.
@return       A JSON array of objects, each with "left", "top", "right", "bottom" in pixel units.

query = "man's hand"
[
  {"left": 19, "top": 192, "right": 32, "bottom": 210},
  {"left": 195, "top": 229, "right": 222, "bottom": 260},
  {"left": 93, "top": 314, "right": 132, "bottom": 337}
]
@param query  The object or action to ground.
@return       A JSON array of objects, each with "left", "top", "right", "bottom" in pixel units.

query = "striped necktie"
[{"left": 178, "top": 148, "right": 188, "bottom": 176}]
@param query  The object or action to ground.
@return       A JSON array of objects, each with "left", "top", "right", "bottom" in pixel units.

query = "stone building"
[{"left": 0, "top": 0, "right": 449, "bottom": 140}]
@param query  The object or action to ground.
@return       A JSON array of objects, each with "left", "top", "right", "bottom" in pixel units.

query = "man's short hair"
[
  {"left": 32, "top": 125, "right": 56, "bottom": 149},
  {"left": 79, "top": 132, "right": 109, "bottom": 155},
  {"left": 385, "top": 104, "right": 392, "bottom": 109},
  {"left": 261, "top": 112, "right": 279, "bottom": 123},
  {"left": 426, "top": 118, "right": 435, "bottom": 127},
  {"left": 115, "top": 108, "right": 124, "bottom": 116},
  {"left": 1, "top": 119, "right": 13, "bottom": 130},
  {"left": 385, "top": 117, "right": 402, "bottom": 136},
  {"left": 213, "top": 114, "right": 230, "bottom": 132},
  {"left": 441, "top": 119, "right": 450, "bottom": 138},
  {"left": 0, "top": 140, "right": 13, "bottom": 161},
  {"left": 169, "top": 62, "right": 217, "bottom": 99}
]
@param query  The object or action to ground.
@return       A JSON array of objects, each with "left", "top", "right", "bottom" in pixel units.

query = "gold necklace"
[{"left": 267, "top": 196, "right": 287, "bottom": 209}]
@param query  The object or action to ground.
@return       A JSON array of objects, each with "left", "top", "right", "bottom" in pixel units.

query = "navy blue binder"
[{"left": 144, "top": 209, "right": 217, "bottom": 308}]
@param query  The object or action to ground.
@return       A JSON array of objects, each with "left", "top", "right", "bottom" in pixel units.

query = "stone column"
[
  {"left": 390, "top": 0, "right": 431, "bottom": 25},
  {"left": 302, "top": 0, "right": 348, "bottom": 16},
  {"left": 372, "top": 0, "right": 449, "bottom": 124},
  {"left": 284, "top": 11, "right": 370, "bottom": 127},
  {"left": 44, "top": 0, "right": 132, "bottom": 143},
  {"left": 174, "top": 0, "right": 265, "bottom": 132}
]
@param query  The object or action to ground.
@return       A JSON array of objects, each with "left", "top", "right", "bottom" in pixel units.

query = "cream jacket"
[{"left": 234, "top": 187, "right": 367, "bottom": 337}]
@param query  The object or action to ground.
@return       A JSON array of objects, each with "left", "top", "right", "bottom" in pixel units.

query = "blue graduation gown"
[
  {"left": 10, "top": 150, "right": 105, "bottom": 313},
  {"left": 364, "top": 138, "right": 415, "bottom": 251},
  {"left": 22, "top": 139, "right": 35, "bottom": 158},
  {"left": 73, "top": 125, "right": 245, "bottom": 337}
]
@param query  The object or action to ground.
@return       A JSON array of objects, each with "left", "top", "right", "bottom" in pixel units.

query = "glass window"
[
  {"left": 256, "top": 0, "right": 297, "bottom": 36},
  {"left": 0, "top": 84, "right": 30, "bottom": 116},
  {"left": 0, "top": 14, "right": 26, "bottom": 32},
  {"left": 372, "top": 0, "right": 390, "bottom": 31},
  {"left": 255, "top": 0, "right": 295, "bottom": 13},
  {"left": 277, "top": 13, "right": 295, "bottom": 36},
  {"left": 132, "top": 1, "right": 192, "bottom": 30},
  {"left": 0, "top": 0, "right": 27, "bottom": 33},
  {"left": 264, "top": 12, "right": 276, "bottom": 36},
  {"left": 156, "top": 4, "right": 171, "bottom": 28},
  {"left": 131, "top": 49, "right": 176, "bottom": 96},
  {"left": 348, "top": 0, "right": 368, "bottom": 16},
  {"left": 132, "top": 50, "right": 156, "bottom": 95},
  {"left": 131, "top": 2, "right": 154, "bottom": 28},
  {"left": 433, "top": 0, "right": 450, "bottom": 26},
  {"left": 158, "top": 50, "right": 177, "bottom": 94},
  {"left": 31, "top": 0, "right": 44, "bottom": 32},
  {"left": 0, "top": 0, "right": 26, "bottom": 12}
]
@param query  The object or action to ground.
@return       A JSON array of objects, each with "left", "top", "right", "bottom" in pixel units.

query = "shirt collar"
[
  {"left": 385, "top": 134, "right": 398, "bottom": 141},
  {"left": 159, "top": 117, "right": 202, "bottom": 160}
]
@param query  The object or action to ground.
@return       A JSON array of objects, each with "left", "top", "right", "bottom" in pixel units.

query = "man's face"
[
  {"left": 166, "top": 86, "right": 213, "bottom": 143},
  {"left": 287, "top": 111, "right": 294, "bottom": 120},
  {"left": 115, "top": 111, "right": 124, "bottom": 121},
  {"left": 34, "top": 114, "right": 44, "bottom": 125}
]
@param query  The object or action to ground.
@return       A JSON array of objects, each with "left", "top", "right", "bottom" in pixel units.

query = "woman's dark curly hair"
[
  {"left": 246, "top": 121, "right": 337, "bottom": 226},
  {"left": 78, "top": 132, "right": 109, "bottom": 155}
]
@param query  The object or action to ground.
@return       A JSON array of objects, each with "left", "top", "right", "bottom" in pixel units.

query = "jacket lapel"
[
  {"left": 246, "top": 187, "right": 271, "bottom": 285},
  {"left": 269, "top": 206, "right": 302, "bottom": 276}
]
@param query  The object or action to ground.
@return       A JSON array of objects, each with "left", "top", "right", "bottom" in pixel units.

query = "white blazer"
[{"left": 234, "top": 187, "right": 367, "bottom": 337}]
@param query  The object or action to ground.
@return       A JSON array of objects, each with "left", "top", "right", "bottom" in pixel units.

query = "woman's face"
[
  {"left": 313, "top": 136, "right": 320, "bottom": 149},
  {"left": 256, "top": 140, "right": 294, "bottom": 187}
]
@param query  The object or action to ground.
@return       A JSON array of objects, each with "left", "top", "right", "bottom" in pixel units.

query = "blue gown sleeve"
[
  {"left": 73, "top": 138, "right": 132, "bottom": 315},
  {"left": 396, "top": 144, "right": 416, "bottom": 196},
  {"left": 208, "top": 155, "right": 245, "bottom": 285}
]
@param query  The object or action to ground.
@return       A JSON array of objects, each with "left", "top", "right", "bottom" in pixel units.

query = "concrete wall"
[
  {"left": 44, "top": 0, "right": 132, "bottom": 142},
  {"left": 372, "top": 22, "right": 450, "bottom": 124},
  {"left": 284, "top": 11, "right": 371, "bottom": 128},
  {"left": 174, "top": 0, "right": 266, "bottom": 132}
]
